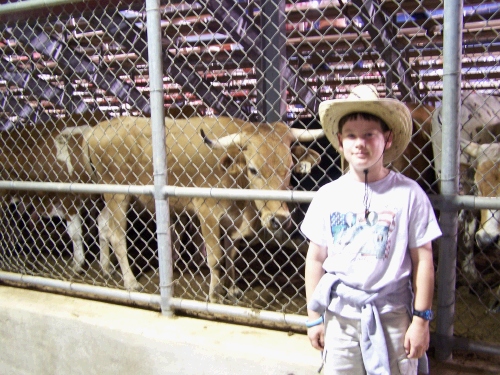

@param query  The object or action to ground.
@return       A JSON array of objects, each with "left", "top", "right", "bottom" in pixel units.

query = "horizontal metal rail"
[
  {"left": 0, "top": 180, "right": 154, "bottom": 196},
  {"left": 0, "top": 0, "right": 87, "bottom": 15},
  {"left": 1, "top": 180, "right": 499, "bottom": 208},
  {"left": 0, "top": 271, "right": 307, "bottom": 330},
  {"left": 428, "top": 194, "right": 500, "bottom": 210}
]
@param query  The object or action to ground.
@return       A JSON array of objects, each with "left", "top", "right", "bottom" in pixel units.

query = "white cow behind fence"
[{"left": 431, "top": 91, "right": 500, "bottom": 285}]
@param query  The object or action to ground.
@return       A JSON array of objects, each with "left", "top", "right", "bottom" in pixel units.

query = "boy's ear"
[
  {"left": 384, "top": 130, "right": 394, "bottom": 150},
  {"left": 337, "top": 133, "right": 344, "bottom": 151}
]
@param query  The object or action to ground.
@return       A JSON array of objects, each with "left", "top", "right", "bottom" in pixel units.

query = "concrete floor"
[{"left": 1, "top": 284, "right": 500, "bottom": 375}]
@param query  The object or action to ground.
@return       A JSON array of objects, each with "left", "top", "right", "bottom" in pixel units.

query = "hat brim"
[{"left": 318, "top": 98, "right": 412, "bottom": 164}]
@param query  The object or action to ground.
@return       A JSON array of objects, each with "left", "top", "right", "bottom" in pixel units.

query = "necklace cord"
[
  {"left": 363, "top": 169, "right": 369, "bottom": 219},
  {"left": 361, "top": 129, "right": 392, "bottom": 219}
]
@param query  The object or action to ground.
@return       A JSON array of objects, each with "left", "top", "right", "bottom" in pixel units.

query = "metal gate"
[{"left": 0, "top": 0, "right": 499, "bottom": 362}]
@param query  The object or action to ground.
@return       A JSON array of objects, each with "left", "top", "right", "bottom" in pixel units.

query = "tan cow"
[
  {"left": 83, "top": 116, "right": 323, "bottom": 302},
  {"left": 461, "top": 140, "right": 500, "bottom": 307},
  {"left": 0, "top": 123, "right": 94, "bottom": 273},
  {"left": 391, "top": 103, "right": 436, "bottom": 193},
  {"left": 461, "top": 141, "right": 500, "bottom": 249},
  {"left": 432, "top": 91, "right": 500, "bottom": 192},
  {"left": 431, "top": 93, "right": 500, "bottom": 281}
]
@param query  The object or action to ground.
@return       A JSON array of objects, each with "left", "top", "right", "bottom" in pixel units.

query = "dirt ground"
[{"left": 429, "top": 351, "right": 500, "bottom": 375}]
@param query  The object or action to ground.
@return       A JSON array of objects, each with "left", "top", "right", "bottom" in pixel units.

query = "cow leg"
[
  {"left": 223, "top": 236, "right": 243, "bottom": 301},
  {"left": 491, "top": 286, "right": 500, "bottom": 313},
  {"left": 103, "top": 194, "right": 141, "bottom": 291},
  {"left": 200, "top": 217, "right": 224, "bottom": 303},
  {"left": 476, "top": 209, "right": 500, "bottom": 249},
  {"left": 458, "top": 209, "right": 480, "bottom": 283},
  {"left": 67, "top": 213, "right": 85, "bottom": 274},
  {"left": 97, "top": 206, "right": 113, "bottom": 276},
  {"left": 171, "top": 213, "right": 188, "bottom": 264}
]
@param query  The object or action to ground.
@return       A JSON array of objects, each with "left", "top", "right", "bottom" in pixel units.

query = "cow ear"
[
  {"left": 219, "top": 153, "right": 246, "bottom": 175},
  {"left": 292, "top": 145, "right": 321, "bottom": 174}
]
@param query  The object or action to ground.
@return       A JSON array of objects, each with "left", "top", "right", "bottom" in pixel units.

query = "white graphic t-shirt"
[{"left": 301, "top": 171, "right": 442, "bottom": 318}]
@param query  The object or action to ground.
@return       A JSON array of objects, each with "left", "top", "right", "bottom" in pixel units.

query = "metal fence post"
[
  {"left": 145, "top": 0, "right": 173, "bottom": 316},
  {"left": 436, "top": 0, "right": 463, "bottom": 361}
]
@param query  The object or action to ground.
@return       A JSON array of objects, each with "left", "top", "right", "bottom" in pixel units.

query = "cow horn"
[
  {"left": 290, "top": 128, "right": 325, "bottom": 142},
  {"left": 461, "top": 139, "right": 481, "bottom": 158},
  {"left": 201, "top": 129, "right": 242, "bottom": 149}
]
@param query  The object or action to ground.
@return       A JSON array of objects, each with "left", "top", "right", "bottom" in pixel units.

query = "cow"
[
  {"left": 461, "top": 141, "right": 500, "bottom": 248},
  {"left": 82, "top": 116, "right": 323, "bottom": 302},
  {"left": 432, "top": 92, "right": 500, "bottom": 284},
  {"left": 0, "top": 123, "right": 94, "bottom": 274},
  {"left": 461, "top": 140, "right": 500, "bottom": 309},
  {"left": 432, "top": 91, "right": 500, "bottom": 193},
  {"left": 391, "top": 102, "right": 436, "bottom": 193}
]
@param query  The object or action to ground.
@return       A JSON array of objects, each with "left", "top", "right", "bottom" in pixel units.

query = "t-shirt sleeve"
[
  {"left": 300, "top": 189, "right": 329, "bottom": 247},
  {"left": 408, "top": 187, "right": 442, "bottom": 249}
]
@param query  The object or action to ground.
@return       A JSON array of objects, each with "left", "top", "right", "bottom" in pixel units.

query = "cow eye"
[{"left": 248, "top": 166, "right": 258, "bottom": 175}]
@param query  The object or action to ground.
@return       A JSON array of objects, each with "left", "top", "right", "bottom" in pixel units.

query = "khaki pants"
[{"left": 323, "top": 307, "right": 418, "bottom": 375}]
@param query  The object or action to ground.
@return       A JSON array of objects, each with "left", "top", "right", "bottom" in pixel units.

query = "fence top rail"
[
  {"left": 0, "top": 180, "right": 499, "bottom": 209},
  {"left": 0, "top": 180, "right": 316, "bottom": 202},
  {"left": 0, "top": 0, "right": 87, "bottom": 15}
]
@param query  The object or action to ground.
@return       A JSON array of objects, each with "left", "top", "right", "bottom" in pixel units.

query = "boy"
[{"left": 301, "top": 85, "right": 441, "bottom": 374}]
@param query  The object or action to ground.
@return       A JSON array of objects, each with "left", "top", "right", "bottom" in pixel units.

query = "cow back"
[
  {"left": 0, "top": 125, "right": 91, "bottom": 185},
  {"left": 85, "top": 115, "right": 292, "bottom": 188},
  {"left": 390, "top": 102, "right": 436, "bottom": 193},
  {"left": 432, "top": 92, "right": 500, "bottom": 178}
]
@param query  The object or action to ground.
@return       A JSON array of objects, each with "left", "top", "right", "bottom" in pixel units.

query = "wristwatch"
[{"left": 413, "top": 309, "right": 434, "bottom": 321}]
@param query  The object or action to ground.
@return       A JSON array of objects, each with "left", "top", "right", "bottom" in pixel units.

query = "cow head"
[
  {"left": 201, "top": 123, "right": 323, "bottom": 233},
  {"left": 461, "top": 140, "right": 500, "bottom": 248}
]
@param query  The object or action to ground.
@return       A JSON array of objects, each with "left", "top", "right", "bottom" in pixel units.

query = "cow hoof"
[
  {"left": 70, "top": 262, "right": 85, "bottom": 275},
  {"left": 208, "top": 294, "right": 224, "bottom": 304},
  {"left": 125, "top": 280, "right": 142, "bottom": 292},
  {"left": 209, "top": 286, "right": 226, "bottom": 304},
  {"left": 101, "top": 267, "right": 116, "bottom": 278},
  {"left": 208, "top": 287, "right": 243, "bottom": 304},
  {"left": 209, "top": 292, "right": 225, "bottom": 304},
  {"left": 228, "top": 286, "right": 243, "bottom": 300},
  {"left": 489, "top": 301, "right": 500, "bottom": 313}
]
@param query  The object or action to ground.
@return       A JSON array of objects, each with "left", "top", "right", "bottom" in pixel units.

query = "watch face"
[{"left": 414, "top": 309, "right": 433, "bottom": 320}]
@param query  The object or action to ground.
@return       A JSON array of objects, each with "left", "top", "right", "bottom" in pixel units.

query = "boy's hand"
[
  {"left": 404, "top": 317, "right": 430, "bottom": 359},
  {"left": 307, "top": 324, "right": 325, "bottom": 351}
]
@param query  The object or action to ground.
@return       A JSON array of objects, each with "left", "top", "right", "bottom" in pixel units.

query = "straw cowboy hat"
[{"left": 318, "top": 84, "right": 412, "bottom": 164}]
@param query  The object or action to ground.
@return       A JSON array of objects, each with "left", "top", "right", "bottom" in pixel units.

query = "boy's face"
[{"left": 337, "top": 117, "right": 393, "bottom": 172}]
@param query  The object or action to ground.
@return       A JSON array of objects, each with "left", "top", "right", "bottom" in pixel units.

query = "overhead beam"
[
  {"left": 206, "top": 0, "right": 322, "bottom": 119},
  {"left": 346, "top": 0, "right": 420, "bottom": 101},
  {"left": 9, "top": 23, "right": 151, "bottom": 115}
]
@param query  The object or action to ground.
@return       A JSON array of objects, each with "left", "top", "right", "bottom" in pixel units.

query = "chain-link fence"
[{"left": 0, "top": 0, "right": 499, "bottom": 360}]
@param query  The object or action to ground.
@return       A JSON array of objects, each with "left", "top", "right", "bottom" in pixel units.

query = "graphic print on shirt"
[{"left": 330, "top": 210, "right": 396, "bottom": 260}]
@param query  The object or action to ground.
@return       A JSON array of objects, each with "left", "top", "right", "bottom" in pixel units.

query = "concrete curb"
[{"left": 0, "top": 286, "right": 319, "bottom": 375}]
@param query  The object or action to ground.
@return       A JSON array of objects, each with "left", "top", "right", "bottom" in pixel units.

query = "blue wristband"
[{"left": 305, "top": 316, "right": 324, "bottom": 328}]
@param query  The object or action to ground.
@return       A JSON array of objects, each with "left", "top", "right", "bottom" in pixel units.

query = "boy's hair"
[{"left": 338, "top": 112, "right": 390, "bottom": 133}]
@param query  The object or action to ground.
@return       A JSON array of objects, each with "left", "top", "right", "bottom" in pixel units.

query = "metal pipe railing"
[
  {"left": 0, "top": 271, "right": 307, "bottom": 331},
  {"left": 0, "top": 0, "right": 87, "bottom": 15},
  {"left": 436, "top": 0, "right": 464, "bottom": 362},
  {"left": 1, "top": 180, "right": 499, "bottom": 209},
  {"left": 145, "top": 0, "right": 173, "bottom": 317}
]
